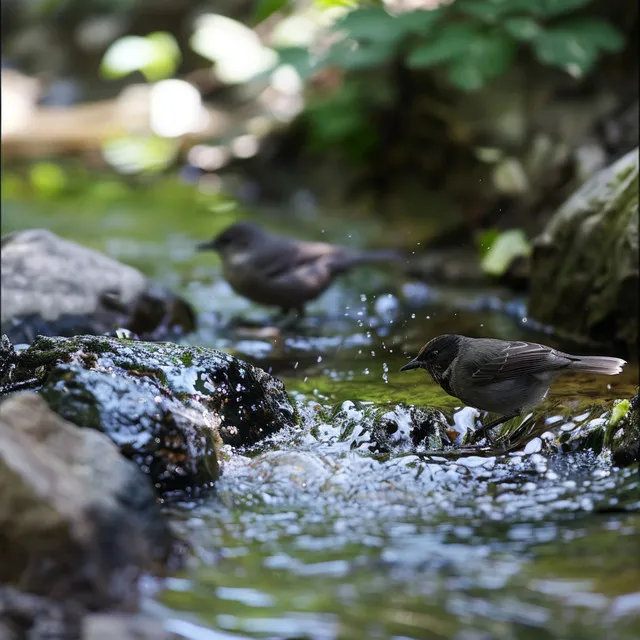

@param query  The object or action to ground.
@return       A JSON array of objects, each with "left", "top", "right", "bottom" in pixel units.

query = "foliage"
[
  {"left": 100, "top": 32, "right": 181, "bottom": 82},
  {"left": 321, "top": 0, "right": 625, "bottom": 91},
  {"left": 479, "top": 229, "right": 531, "bottom": 277},
  {"left": 259, "top": 0, "right": 625, "bottom": 160}
]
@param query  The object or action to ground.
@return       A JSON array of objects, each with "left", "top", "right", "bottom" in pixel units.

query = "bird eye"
[{"left": 431, "top": 350, "right": 439, "bottom": 358}]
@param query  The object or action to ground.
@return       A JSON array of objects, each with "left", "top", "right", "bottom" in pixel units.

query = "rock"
[
  {"left": 0, "top": 229, "right": 196, "bottom": 344},
  {"left": 371, "top": 404, "right": 445, "bottom": 454},
  {"left": 82, "top": 613, "right": 173, "bottom": 640},
  {"left": 0, "top": 392, "right": 174, "bottom": 611},
  {"left": 319, "top": 400, "right": 446, "bottom": 455},
  {"left": 529, "top": 148, "right": 639, "bottom": 349},
  {"left": 558, "top": 393, "right": 640, "bottom": 468},
  {"left": 0, "top": 585, "right": 83, "bottom": 640},
  {"left": 3, "top": 335, "right": 298, "bottom": 493},
  {"left": 611, "top": 393, "right": 640, "bottom": 467}
]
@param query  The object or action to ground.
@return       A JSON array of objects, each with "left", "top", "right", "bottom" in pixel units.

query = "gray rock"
[
  {"left": 0, "top": 392, "right": 174, "bottom": 610},
  {"left": 82, "top": 614, "right": 171, "bottom": 640},
  {"left": 529, "top": 148, "right": 639, "bottom": 348},
  {"left": 0, "top": 229, "right": 196, "bottom": 344},
  {"left": 3, "top": 335, "right": 298, "bottom": 493}
]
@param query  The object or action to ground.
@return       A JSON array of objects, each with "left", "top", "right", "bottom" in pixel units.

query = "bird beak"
[
  {"left": 400, "top": 359, "right": 421, "bottom": 372},
  {"left": 196, "top": 239, "right": 218, "bottom": 252}
]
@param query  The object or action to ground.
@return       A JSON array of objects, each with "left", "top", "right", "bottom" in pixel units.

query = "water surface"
[{"left": 2, "top": 190, "right": 639, "bottom": 640}]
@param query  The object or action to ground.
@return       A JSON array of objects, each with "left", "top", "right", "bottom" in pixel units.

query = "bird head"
[
  {"left": 196, "top": 222, "right": 265, "bottom": 257},
  {"left": 400, "top": 334, "right": 463, "bottom": 383}
]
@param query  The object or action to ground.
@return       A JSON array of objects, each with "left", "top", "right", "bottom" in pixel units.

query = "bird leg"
[
  {"left": 273, "top": 307, "right": 305, "bottom": 330},
  {"left": 471, "top": 411, "right": 521, "bottom": 444}
]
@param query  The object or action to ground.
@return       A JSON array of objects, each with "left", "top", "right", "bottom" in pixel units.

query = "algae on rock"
[{"left": 3, "top": 335, "right": 298, "bottom": 493}]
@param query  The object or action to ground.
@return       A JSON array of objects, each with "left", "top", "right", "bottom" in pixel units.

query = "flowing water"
[{"left": 2, "top": 188, "right": 639, "bottom": 640}]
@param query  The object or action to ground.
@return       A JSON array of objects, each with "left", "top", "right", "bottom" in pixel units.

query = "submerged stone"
[
  {"left": 2, "top": 335, "right": 298, "bottom": 493},
  {"left": 0, "top": 229, "right": 196, "bottom": 344}
]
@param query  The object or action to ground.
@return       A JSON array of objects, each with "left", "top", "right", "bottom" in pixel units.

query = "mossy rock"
[
  {"left": 529, "top": 148, "right": 638, "bottom": 350},
  {"left": 559, "top": 393, "right": 640, "bottom": 467},
  {"left": 4, "top": 335, "right": 298, "bottom": 493}
]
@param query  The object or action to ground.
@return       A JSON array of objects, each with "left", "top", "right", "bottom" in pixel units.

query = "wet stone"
[
  {"left": 0, "top": 228, "right": 196, "bottom": 344},
  {"left": 0, "top": 392, "right": 174, "bottom": 614},
  {"left": 314, "top": 400, "right": 447, "bottom": 455},
  {"left": 2, "top": 335, "right": 298, "bottom": 494}
]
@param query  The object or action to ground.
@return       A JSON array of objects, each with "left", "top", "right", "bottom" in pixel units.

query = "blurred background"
[{"left": 2, "top": 0, "right": 637, "bottom": 263}]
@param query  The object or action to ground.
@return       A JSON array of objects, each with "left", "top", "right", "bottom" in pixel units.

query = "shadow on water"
[{"left": 3, "top": 196, "right": 639, "bottom": 640}]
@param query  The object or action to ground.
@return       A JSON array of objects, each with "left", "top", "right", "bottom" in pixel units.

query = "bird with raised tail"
[
  {"left": 400, "top": 334, "right": 627, "bottom": 441},
  {"left": 197, "top": 222, "right": 402, "bottom": 318}
]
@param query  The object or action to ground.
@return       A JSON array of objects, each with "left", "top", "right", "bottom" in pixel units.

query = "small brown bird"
[
  {"left": 197, "top": 222, "right": 401, "bottom": 316},
  {"left": 400, "top": 334, "right": 626, "bottom": 441}
]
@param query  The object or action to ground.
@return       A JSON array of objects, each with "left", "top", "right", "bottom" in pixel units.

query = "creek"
[{"left": 2, "top": 190, "right": 639, "bottom": 640}]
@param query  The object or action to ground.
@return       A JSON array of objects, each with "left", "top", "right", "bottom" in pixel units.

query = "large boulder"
[
  {"left": 1, "top": 335, "right": 298, "bottom": 493},
  {"left": 0, "top": 392, "right": 174, "bottom": 611},
  {"left": 0, "top": 229, "right": 196, "bottom": 344},
  {"left": 529, "top": 148, "right": 638, "bottom": 349}
]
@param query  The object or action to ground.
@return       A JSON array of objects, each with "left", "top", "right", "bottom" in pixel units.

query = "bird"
[
  {"left": 197, "top": 222, "right": 402, "bottom": 317},
  {"left": 400, "top": 334, "right": 626, "bottom": 442}
]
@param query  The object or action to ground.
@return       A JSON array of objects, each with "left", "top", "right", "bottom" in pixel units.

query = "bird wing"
[
  {"left": 252, "top": 240, "right": 341, "bottom": 278},
  {"left": 469, "top": 340, "right": 572, "bottom": 384}
]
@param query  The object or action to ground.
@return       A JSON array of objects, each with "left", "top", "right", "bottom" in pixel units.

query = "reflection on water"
[{"left": 3, "top": 196, "right": 639, "bottom": 639}]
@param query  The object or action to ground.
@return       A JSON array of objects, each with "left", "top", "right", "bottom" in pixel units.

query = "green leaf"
[
  {"left": 609, "top": 400, "right": 631, "bottom": 428},
  {"left": 537, "top": 0, "right": 592, "bottom": 18},
  {"left": 276, "top": 46, "right": 316, "bottom": 78},
  {"left": 477, "top": 228, "right": 500, "bottom": 257},
  {"left": 458, "top": 0, "right": 512, "bottom": 22},
  {"left": 393, "top": 8, "right": 444, "bottom": 36},
  {"left": 334, "top": 7, "right": 441, "bottom": 46},
  {"left": 253, "top": 0, "right": 289, "bottom": 24},
  {"left": 558, "top": 18, "right": 625, "bottom": 53},
  {"left": 100, "top": 32, "right": 180, "bottom": 82},
  {"left": 407, "top": 24, "right": 481, "bottom": 68},
  {"left": 334, "top": 7, "right": 401, "bottom": 43},
  {"left": 481, "top": 229, "right": 531, "bottom": 277},
  {"left": 503, "top": 17, "right": 541, "bottom": 41},
  {"left": 323, "top": 39, "right": 395, "bottom": 70},
  {"left": 447, "top": 58, "right": 486, "bottom": 91},
  {"left": 29, "top": 162, "right": 67, "bottom": 197},
  {"left": 144, "top": 32, "right": 182, "bottom": 82},
  {"left": 447, "top": 33, "right": 516, "bottom": 90},
  {"left": 532, "top": 18, "right": 623, "bottom": 78}
]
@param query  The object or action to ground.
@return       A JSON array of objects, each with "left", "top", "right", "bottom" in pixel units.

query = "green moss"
[{"left": 180, "top": 351, "right": 195, "bottom": 367}]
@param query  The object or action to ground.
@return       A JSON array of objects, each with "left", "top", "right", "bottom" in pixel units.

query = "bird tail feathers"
[{"left": 569, "top": 355, "right": 626, "bottom": 375}]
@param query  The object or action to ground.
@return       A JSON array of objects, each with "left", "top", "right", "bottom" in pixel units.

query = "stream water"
[{"left": 2, "top": 191, "right": 639, "bottom": 640}]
